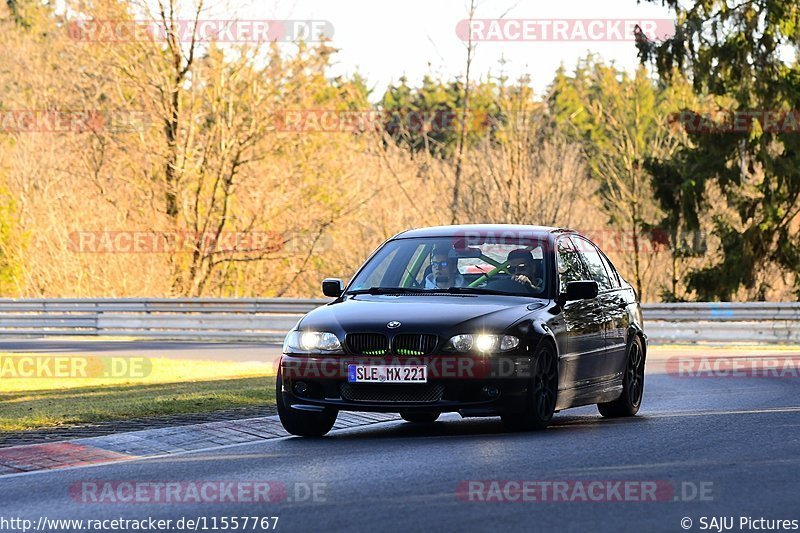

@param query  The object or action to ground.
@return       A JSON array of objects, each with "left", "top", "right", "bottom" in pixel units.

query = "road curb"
[{"left": 0, "top": 412, "right": 400, "bottom": 477}]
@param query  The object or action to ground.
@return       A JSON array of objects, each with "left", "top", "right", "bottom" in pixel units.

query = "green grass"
[
  {"left": 0, "top": 355, "right": 276, "bottom": 432},
  {"left": 0, "top": 376, "right": 276, "bottom": 432}
]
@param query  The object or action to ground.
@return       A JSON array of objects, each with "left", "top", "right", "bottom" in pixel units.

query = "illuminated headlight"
[
  {"left": 447, "top": 334, "right": 520, "bottom": 353},
  {"left": 283, "top": 331, "right": 343, "bottom": 354},
  {"left": 475, "top": 334, "right": 499, "bottom": 352}
]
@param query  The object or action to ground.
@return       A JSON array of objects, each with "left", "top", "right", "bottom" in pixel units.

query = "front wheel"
[
  {"left": 501, "top": 342, "right": 558, "bottom": 431},
  {"left": 276, "top": 370, "right": 338, "bottom": 437},
  {"left": 598, "top": 335, "right": 645, "bottom": 418}
]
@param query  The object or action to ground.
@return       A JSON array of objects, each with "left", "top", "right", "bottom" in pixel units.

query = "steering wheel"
[{"left": 468, "top": 260, "right": 515, "bottom": 288}]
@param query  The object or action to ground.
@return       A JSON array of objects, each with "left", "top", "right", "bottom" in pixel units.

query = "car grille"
[
  {"left": 339, "top": 383, "right": 445, "bottom": 403},
  {"left": 346, "top": 333, "right": 389, "bottom": 355},
  {"left": 345, "top": 333, "right": 439, "bottom": 356},
  {"left": 392, "top": 334, "right": 438, "bottom": 356}
]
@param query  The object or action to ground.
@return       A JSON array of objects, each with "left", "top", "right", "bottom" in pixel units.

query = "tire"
[
  {"left": 598, "top": 335, "right": 645, "bottom": 418},
  {"left": 400, "top": 412, "right": 440, "bottom": 423},
  {"left": 276, "top": 370, "right": 338, "bottom": 437},
  {"left": 501, "top": 342, "right": 558, "bottom": 431}
]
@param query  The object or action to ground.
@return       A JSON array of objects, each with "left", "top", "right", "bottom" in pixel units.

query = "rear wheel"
[
  {"left": 276, "top": 370, "right": 338, "bottom": 437},
  {"left": 501, "top": 342, "right": 558, "bottom": 431},
  {"left": 400, "top": 412, "right": 440, "bottom": 423},
  {"left": 598, "top": 336, "right": 645, "bottom": 418}
]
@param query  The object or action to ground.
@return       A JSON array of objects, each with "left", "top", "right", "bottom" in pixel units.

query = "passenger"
[{"left": 424, "top": 246, "right": 465, "bottom": 289}]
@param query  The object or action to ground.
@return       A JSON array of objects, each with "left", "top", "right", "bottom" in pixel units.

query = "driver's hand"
[{"left": 512, "top": 274, "right": 534, "bottom": 288}]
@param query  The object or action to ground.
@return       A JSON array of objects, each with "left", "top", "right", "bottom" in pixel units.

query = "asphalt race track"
[{"left": 1, "top": 346, "right": 799, "bottom": 533}]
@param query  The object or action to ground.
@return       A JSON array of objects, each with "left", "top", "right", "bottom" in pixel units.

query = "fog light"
[
  {"left": 481, "top": 385, "right": 500, "bottom": 399},
  {"left": 293, "top": 381, "right": 309, "bottom": 396}
]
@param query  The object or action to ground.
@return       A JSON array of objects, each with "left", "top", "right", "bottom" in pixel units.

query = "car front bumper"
[{"left": 279, "top": 354, "right": 533, "bottom": 416}]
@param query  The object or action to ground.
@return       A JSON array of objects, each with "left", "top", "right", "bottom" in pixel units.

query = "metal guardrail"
[
  {"left": 0, "top": 298, "right": 329, "bottom": 341},
  {"left": 0, "top": 299, "right": 798, "bottom": 343},
  {"left": 642, "top": 302, "right": 800, "bottom": 343}
]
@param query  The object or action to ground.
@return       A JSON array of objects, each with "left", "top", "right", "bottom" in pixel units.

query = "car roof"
[{"left": 392, "top": 224, "right": 574, "bottom": 240}]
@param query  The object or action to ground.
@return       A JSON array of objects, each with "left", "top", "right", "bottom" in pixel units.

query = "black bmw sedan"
[{"left": 277, "top": 224, "right": 647, "bottom": 436}]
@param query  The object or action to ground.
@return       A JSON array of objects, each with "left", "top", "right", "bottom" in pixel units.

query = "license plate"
[{"left": 347, "top": 364, "right": 427, "bottom": 383}]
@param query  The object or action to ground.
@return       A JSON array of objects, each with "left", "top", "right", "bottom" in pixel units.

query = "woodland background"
[{"left": 1, "top": 0, "right": 798, "bottom": 301}]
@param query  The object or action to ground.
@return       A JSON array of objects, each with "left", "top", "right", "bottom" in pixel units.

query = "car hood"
[{"left": 297, "top": 294, "right": 548, "bottom": 335}]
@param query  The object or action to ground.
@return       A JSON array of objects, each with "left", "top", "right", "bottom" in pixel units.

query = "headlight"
[
  {"left": 446, "top": 334, "right": 520, "bottom": 353},
  {"left": 475, "top": 334, "right": 498, "bottom": 352},
  {"left": 283, "top": 330, "right": 343, "bottom": 354},
  {"left": 450, "top": 334, "right": 474, "bottom": 352},
  {"left": 500, "top": 335, "right": 520, "bottom": 351}
]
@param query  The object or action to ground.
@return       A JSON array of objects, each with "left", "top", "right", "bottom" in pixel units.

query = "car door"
[
  {"left": 596, "top": 246, "right": 631, "bottom": 378},
  {"left": 572, "top": 236, "right": 627, "bottom": 381},
  {"left": 553, "top": 236, "right": 608, "bottom": 391}
]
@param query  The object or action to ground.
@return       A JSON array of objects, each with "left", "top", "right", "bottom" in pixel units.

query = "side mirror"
[
  {"left": 322, "top": 278, "right": 344, "bottom": 298},
  {"left": 564, "top": 280, "right": 598, "bottom": 301}
]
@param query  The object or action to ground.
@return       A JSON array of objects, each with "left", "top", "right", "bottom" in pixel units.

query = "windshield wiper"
[{"left": 347, "top": 287, "right": 429, "bottom": 295}]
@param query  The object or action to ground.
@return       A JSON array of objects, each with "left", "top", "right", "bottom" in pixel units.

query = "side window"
[
  {"left": 556, "top": 237, "right": 590, "bottom": 293},
  {"left": 573, "top": 237, "right": 613, "bottom": 292},
  {"left": 597, "top": 250, "right": 621, "bottom": 289}
]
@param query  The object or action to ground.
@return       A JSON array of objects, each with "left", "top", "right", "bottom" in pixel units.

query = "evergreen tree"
[{"left": 638, "top": 0, "right": 800, "bottom": 300}]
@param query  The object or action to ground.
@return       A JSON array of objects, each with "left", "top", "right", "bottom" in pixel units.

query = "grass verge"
[{"left": 0, "top": 355, "right": 276, "bottom": 432}]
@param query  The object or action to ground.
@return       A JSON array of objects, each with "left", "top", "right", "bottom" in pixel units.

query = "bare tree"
[{"left": 451, "top": 0, "right": 477, "bottom": 223}]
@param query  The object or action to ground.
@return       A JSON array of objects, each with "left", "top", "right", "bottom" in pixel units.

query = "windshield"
[{"left": 348, "top": 236, "right": 548, "bottom": 297}]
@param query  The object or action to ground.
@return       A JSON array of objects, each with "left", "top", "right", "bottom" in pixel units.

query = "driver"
[
  {"left": 506, "top": 249, "right": 542, "bottom": 291},
  {"left": 424, "top": 246, "right": 465, "bottom": 289}
]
